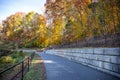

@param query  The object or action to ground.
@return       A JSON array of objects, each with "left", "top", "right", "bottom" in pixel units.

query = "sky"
[{"left": 0, "top": 0, "right": 46, "bottom": 23}]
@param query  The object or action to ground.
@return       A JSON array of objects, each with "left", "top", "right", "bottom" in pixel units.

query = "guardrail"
[{"left": 0, "top": 52, "right": 35, "bottom": 80}]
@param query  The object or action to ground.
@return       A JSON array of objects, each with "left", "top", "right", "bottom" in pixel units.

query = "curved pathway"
[{"left": 38, "top": 53, "right": 119, "bottom": 80}]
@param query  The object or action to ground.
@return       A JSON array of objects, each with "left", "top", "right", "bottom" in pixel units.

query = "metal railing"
[
  {"left": 52, "top": 33, "right": 120, "bottom": 48},
  {"left": 0, "top": 52, "right": 35, "bottom": 80}
]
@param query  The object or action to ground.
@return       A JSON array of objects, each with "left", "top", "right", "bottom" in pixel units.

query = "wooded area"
[{"left": 0, "top": 0, "right": 120, "bottom": 48}]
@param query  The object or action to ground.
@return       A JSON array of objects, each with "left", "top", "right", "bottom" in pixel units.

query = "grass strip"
[{"left": 24, "top": 53, "right": 46, "bottom": 80}]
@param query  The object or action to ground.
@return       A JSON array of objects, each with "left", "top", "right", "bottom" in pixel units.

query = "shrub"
[{"left": 0, "top": 56, "right": 14, "bottom": 64}]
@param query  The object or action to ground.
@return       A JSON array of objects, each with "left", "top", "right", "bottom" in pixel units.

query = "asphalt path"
[{"left": 38, "top": 53, "right": 119, "bottom": 80}]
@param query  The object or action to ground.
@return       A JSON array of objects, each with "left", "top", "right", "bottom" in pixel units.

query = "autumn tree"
[
  {"left": 1, "top": 0, "right": 120, "bottom": 48},
  {"left": 0, "top": 24, "right": 3, "bottom": 40},
  {"left": 2, "top": 11, "right": 48, "bottom": 48},
  {"left": 45, "top": 0, "right": 120, "bottom": 46},
  {"left": 2, "top": 12, "right": 25, "bottom": 48}
]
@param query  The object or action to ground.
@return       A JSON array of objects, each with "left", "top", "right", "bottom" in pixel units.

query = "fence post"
[
  {"left": 28, "top": 57, "right": 29, "bottom": 71},
  {"left": 21, "top": 61, "right": 24, "bottom": 80},
  {"left": 0, "top": 52, "right": 35, "bottom": 80}
]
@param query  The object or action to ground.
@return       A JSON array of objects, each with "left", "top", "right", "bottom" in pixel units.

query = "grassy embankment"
[
  {"left": 0, "top": 50, "right": 32, "bottom": 71},
  {"left": 0, "top": 41, "right": 46, "bottom": 80}
]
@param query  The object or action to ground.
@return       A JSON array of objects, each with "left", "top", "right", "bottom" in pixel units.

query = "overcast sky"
[{"left": 0, "top": 0, "right": 46, "bottom": 23}]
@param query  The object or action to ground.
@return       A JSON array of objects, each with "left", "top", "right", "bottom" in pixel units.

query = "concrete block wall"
[{"left": 45, "top": 48, "right": 120, "bottom": 78}]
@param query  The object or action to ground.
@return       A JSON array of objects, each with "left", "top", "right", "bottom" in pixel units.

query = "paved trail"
[{"left": 38, "top": 53, "right": 119, "bottom": 80}]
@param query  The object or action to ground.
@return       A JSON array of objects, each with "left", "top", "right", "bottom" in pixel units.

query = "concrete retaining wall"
[{"left": 45, "top": 48, "right": 120, "bottom": 78}]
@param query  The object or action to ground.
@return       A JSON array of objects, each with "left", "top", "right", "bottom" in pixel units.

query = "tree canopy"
[{"left": 0, "top": 0, "right": 120, "bottom": 48}]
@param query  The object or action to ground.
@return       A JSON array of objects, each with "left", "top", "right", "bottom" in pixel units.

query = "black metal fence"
[
  {"left": 51, "top": 33, "right": 120, "bottom": 48},
  {"left": 0, "top": 52, "right": 35, "bottom": 80}
]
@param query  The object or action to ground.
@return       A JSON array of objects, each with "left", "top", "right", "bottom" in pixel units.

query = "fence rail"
[
  {"left": 52, "top": 33, "right": 120, "bottom": 48},
  {"left": 0, "top": 52, "right": 35, "bottom": 80}
]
